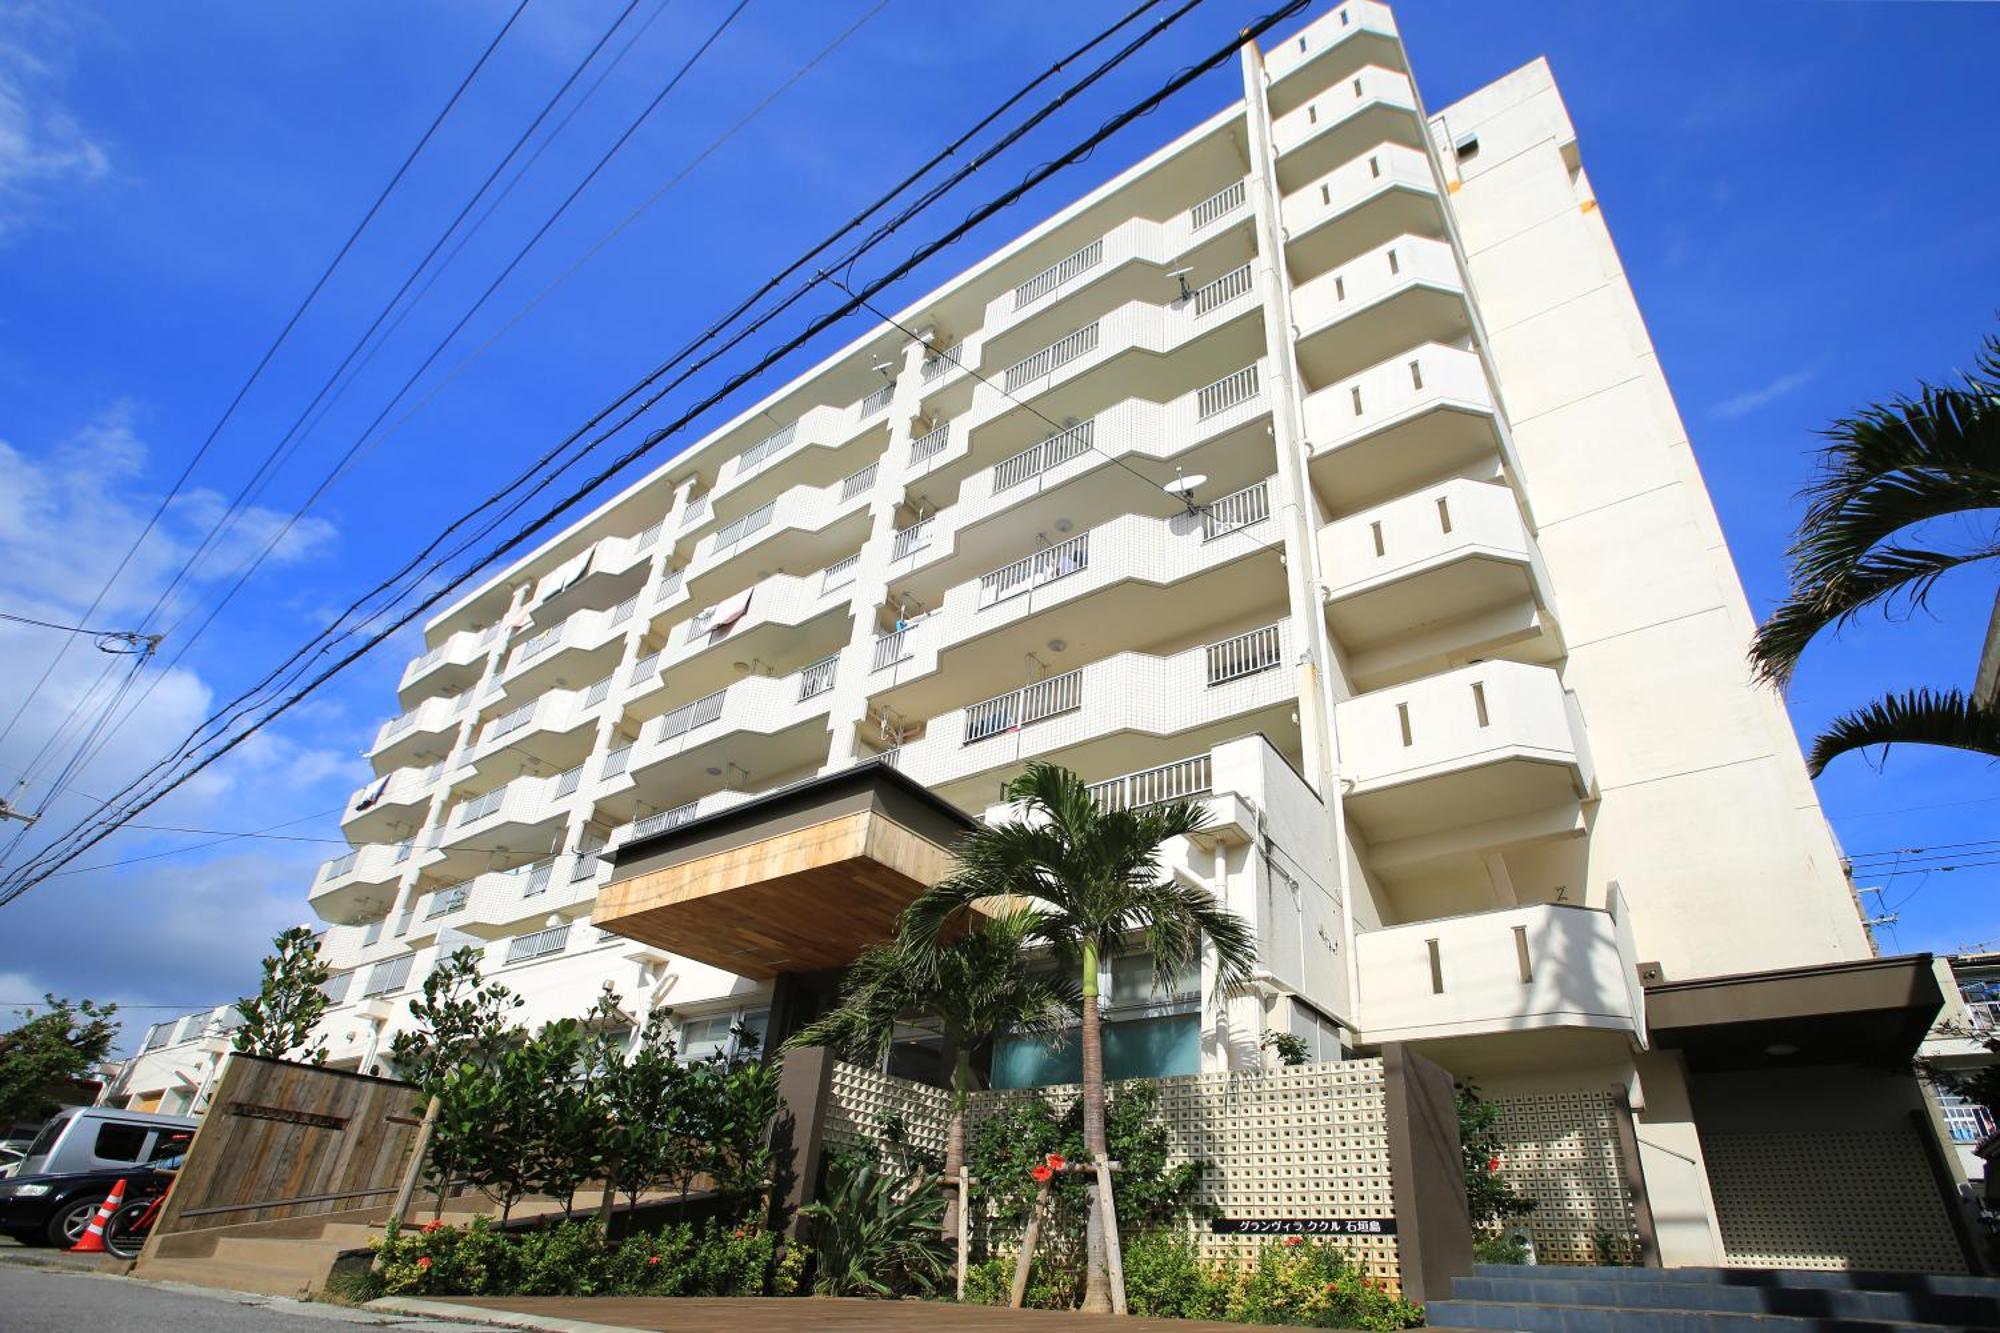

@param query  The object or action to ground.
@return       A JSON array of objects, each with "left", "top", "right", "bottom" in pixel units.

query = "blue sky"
[{"left": 0, "top": 0, "right": 1995, "bottom": 1051}]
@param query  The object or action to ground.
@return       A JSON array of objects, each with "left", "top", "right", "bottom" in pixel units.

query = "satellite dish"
[{"left": 1163, "top": 473, "right": 1207, "bottom": 497}]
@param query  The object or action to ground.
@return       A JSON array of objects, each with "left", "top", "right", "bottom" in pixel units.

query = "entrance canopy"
[
  {"left": 595, "top": 762, "right": 976, "bottom": 978},
  {"left": 1643, "top": 954, "right": 1943, "bottom": 1072}
]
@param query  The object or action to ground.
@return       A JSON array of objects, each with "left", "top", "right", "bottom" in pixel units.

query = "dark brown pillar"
[
  {"left": 767, "top": 1042, "right": 835, "bottom": 1238},
  {"left": 1383, "top": 1043, "right": 1474, "bottom": 1305}
]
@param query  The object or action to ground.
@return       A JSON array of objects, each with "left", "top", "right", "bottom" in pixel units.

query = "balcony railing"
[
  {"left": 425, "top": 881, "right": 472, "bottom": 920},
  {"left": 457, "top": 784, "right": 508, "bottom": 826},
  {"left": 656, "top": 566, "right": 685, "bottom": 602},
  {"left": 680, "top": 495, "right": 710, "bottom": 530},
  {"left": 323, "top": 850, "right": 360, "bottom": 881},
  {"left": 1202, "top": 479, "right": 1271, "bottom": 540},
  {"left": 632, "top": 801, "right": 700, "bottom": 841},
  {"left": 821, "top": 553, "right": 860, "bottom": 594},
  {"left": 890, "top": 518, "right": 933, "bottom": 561},
  {"left": 361, "top": 953, "right": 415, "bottom": 998},
  {"left": 634, "top": 519, "right": 663, "bottom": 552},
  {"left": 711, "top": 500, "right": 775, "bottom": 555},
  {"left": 1088, "top": 754, "right": 1214, "bottom": 815},
  {"left": 1189, "top": 179, "right": 1246, "bottom": 231},
  {"left": 909, "top": 422, "right": 951, "bottom": 464},
  {"left": 1196, "top": 363, "right": 1260, "bottom": 420},
  {"left": 733, "top": 422, "right": 797, "bottom": 477},
  {"left": 979, "top": 533, "right": 1088, "bottom": 608},
  {"left": 1206, "top": 622, "right": 1284, "bottom": 686},
  {"left": 840, "top": 463, "right": 878, "bottom": 503},
  {"left": 798, "top": 654, "right": 840, "bottom": 701},
  {"left": 505, "top": 923, "right": 571, "bottom": 965},
  {"left": 1191, "top": 263, "right": 1254, "bottom": 317},
  {"left": 858, "top": 381, "right": 896, "bottom": 418},
  {"left": 1013, "top": 237, "right": 1104, "bottom": 310},
  {"left": 602, "top": 743, "right": 633, "bottom": 779},
  {"left": 553, "top": 763, "right": 583, "bottom": 800},
  {"left": 657, "top": 688, "right": 728, "bottom": 742},
  {"left": 1002, "top": 322, "right": 1100, "bottom": 392},
  {"left": 920, "top": 344, "right": 962, "bottom": 382},
  {"left": 362, "top": 917, "right": 385, "bottom": 947},
  {"left": 515, "top": 623, "right": 563, "bottom": 666},
  {"left": 488, "top": 699, "right": 535, "bottom": 742},
  {"left": 629, "top": 649, "right": 663, "bottom": 686},
  {"left": 965, "top": 667, "right": 1084, "bottom": 744},
  {"left": 993, "top": 420, "right": 1094, "bottom": 494},
  {"left": 873, "top": 627, "right": 912, "bottom": 671}
]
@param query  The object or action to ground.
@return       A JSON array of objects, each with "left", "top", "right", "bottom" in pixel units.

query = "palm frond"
[
  {"left": 1806, "top": 686, "right": 2000, "bottom": 775},
  {"left": 1752, "top": 543, "right": 2000, "bottom": 685}
]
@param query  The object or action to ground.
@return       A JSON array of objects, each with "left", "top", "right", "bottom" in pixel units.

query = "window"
[
  {"left": 149, "top": 1129, "right": 194, "bottom": 1162},
  {"left": 993, "top": 951, "right": 1200, "bottom": 1089},
  {"left": 93, "top": 1122, "right": 149, "bottom": 1162},
  {"left": 677, "top": 1007, "right": 769, "bottom": 1064}
]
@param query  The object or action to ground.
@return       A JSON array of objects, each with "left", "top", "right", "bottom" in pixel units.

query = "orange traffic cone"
[{"left": 69, "top": 1177, "right": 125, "bottom": 1254}]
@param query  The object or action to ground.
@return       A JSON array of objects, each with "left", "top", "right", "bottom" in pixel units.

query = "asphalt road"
[{"left": 0, "top": 1263, "right": 509, "bottom": 1332}]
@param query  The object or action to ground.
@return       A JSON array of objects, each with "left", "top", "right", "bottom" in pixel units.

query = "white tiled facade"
[{"left": 299, "top": 5, "right": 1887, "bottom": 1266}]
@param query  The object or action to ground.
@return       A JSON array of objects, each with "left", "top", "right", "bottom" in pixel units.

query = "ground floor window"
[
  {"left": 676, "top": 1006, "right": 769, "bottom": 1063},
  {"left": 991, "top": 950, "right": 1201, "bottom": 1089}
]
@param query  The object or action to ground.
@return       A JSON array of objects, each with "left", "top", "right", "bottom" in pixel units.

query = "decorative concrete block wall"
[
  {"left": 825, "top": 1059, "right": 952, "bottom": 1162},
  {"left": 1489, "top": 1088, "right": 1638, "bottom": 1264}
]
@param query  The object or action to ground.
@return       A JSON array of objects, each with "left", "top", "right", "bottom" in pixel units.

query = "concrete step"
[
  {"left": 1473, "top": 1266, "right": 2000, "bottom": 1301},
  {"left": 1451, "top": 1275, "right": 2000, "bottom": 1330},
  {"left": 1428, "top": 1297, "right": 1965, "bottom": 1332},
  {"left": 135, "top": 1253, "right": 321, "bottom": 1299}
]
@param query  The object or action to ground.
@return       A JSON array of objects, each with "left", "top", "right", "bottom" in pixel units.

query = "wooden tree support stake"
[
  {"left": 955, "top": 1168, "right": 972, "bottom": 1303},
  {"left": 1009, "top": 1178, "right": 1050, "bottom": 1309},
  {"left": 1095, "top": 1158, "right": 1128, "bottom": 1316}
]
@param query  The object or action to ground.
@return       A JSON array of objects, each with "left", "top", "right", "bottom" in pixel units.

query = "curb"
[{"left": 366, "top": 1296, "right": 637, "bottom": 1332}]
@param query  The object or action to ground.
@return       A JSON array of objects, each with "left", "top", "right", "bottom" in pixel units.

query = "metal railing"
[
  {"left": 514, "top": 623, "right": 563, "bottom": 667},
  {"left": 553, "top": 764, "right": 583, "bottom": 800},
  {"left": 634, "top": 519, "right": 663, "bottom": 551},
  {"left": 1202, "top": 479, "right": 1271, "bottom": 541},
  {"left": 1206, "top": 622, "right": 1284, "bottom": 686},
  {"left": 993, "top": 420, "right": 1094, "bottom": 493},
  {"left": 1191, "top": 263, "right": 1253, "bottom": 317},
  {"left": 505, "top": 923, "right": 570, "bottom": 965},
  {"left": 711, "top": 500, "right": 775, "bottom": 555},
  {"left": 909, "top": 423, "right": 950, "bottom": 464},
  {"left": 608, "top": 594, "right": 638, "bottom": 629},
  {"left": 821, "top": 553, "right": 860, "bottom": 594},
  {"left": 1196, "top": 364, "right": 1260, "bottom": 420},
  {"left": 1002, "top": 322, "right": 1099, "bottom": 392},
  {"left": 570, "top": 849, "right": 601, "bottom": 883},
  {"left": 798, "top": 654, "right": 839, "bottom": 700},
  {"left": 488, "top": 699, "right": 536, "bottom": 743},
  {"left": 979, "top": 533, "right": 1089, "bottom": 608},
  {"left": 1013, "top": 237, "right": 1104, "bottom": 310},
  {"left": 362, "top": 917, "right": 385, "bottom": 947},
  {"left": 872, "top": 627, "right": 911, "bottom": 671},
  {"left": 679, "top": 494, "right": 710, "bottom": 529},
  {"left": 964, "top": 667, "right": 1083, "bottom": 744},
  {"left": 858, "top": 381, "right": 896, "bottom": 418},
  {"left": 1087, "top": 755, "right": 1213, "bottom": 814},
  {"left": 890, "top": 518, "right": 932, "bottom": 561},
  {"left": 602, "top": 743, "right": 632, "bottom": 779},
  {"left": 457, "top": 784, "right": 508, "bottom": 826},
  {"left": 323, "top": 850, "right": 359, "bottom": 881},
  {"left": 1189, "top": 179, "right": 1246, "bottom": 231},
  {"left": 632, "top": 801, "right": 700, "bottom": 841},
  {"left": 657, "top": 688, "right": 728, "bottom": 742},
  {"left": 583, "top": 674, "right": 613, "bottom": 708},
  {"left": 409, "top": 644, "right": 444, "bottom": 675},
  {"left": 522, "top": 860, "right": 554, "bottom": 898},
  {"left": 425, "top": 881, "right": 472, "bottom": 920},
  {"left": 398, "top": 836, "right": 419, "bottom": 862},
  {"left": 382, "top": 710, "right": 419, "bottom": 741},
  {"left": 628, "top": 650, "right": 663, "bottom": 686},
  {"left": 362, "top": 953, "right": 415, "bottom": 998},
  {"left": 920, "top": 344, "right": 961, "bottom": 382},
  {"left": 840, "top": 462, "right": 878, "bottom": 502},
  {"left": 733, "top": 422, "right": 797, "bottom": 477},
  {"left": 655, "top": 567, "right": 685, "bottom": 602}
]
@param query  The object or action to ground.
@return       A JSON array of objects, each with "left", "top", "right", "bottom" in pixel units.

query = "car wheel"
[{"left": 47, "top": 1196, "right": 102, "bottom": 1249}]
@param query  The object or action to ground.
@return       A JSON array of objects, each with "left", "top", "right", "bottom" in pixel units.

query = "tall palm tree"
[
  {"left": 784, "top": 909, "right": 1075, "bottom": 1244},
  {"left": 903, "top": 761, "right": 1258, "bottom": 1314},
  {"left": 1751, "top": 332, "right": 2000, "bottom": 774}
]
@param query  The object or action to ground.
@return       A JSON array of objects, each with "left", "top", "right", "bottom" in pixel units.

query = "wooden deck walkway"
[{"left": 442, "top": 1295, "right": 1251, "bottom": 1330}]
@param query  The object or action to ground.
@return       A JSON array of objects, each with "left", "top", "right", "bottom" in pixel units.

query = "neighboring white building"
[
  {"left": 303, "top": 4, "right": 1965, "bottom": 1271},
  {"left": 99, "top": 1006, "right": 240, "bottom": 1116}
]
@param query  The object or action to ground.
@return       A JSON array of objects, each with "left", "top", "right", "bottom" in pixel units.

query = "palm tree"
[
  {"left": 1751, "top": 332, "right": 2000, "bottom": 774},
  {"left": 903, "top": 760, "right": 1258, "bottom": 1314},
  {"left": 784, "top": 909, "right": 1075, "bottom": 1244}
]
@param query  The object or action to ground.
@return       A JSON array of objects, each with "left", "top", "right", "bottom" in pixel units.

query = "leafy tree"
[
  {"left": 690, "top": 1025, "right": 781, "bottom": 1220},
  {"left": 0, "top": 995, "right": 118, "bottom": 1124},
  {"left": 525, "top": 1014, "right": 605, "bottom": 1220},
  {"left": 785, "top": 909, "right": 1074, "bottom": 1241},
  {"left": 1457, "top": 1082, "right": 1536, "bottom": 1229},
  {"left": 232, "top": 926, "right": 332, "bottom": 1064},
  {"left": 905, "top": 761, "right": 1256, "bottom": 1312},
  {"left": 387, "top": 946, "right": 523, "bottom": 1092},
  {"left": 1750, "top": 330, "right": 2000, "bottom": 773},
  {"left": 598, "top": 1008, "right": 690, "bottom": 1215}
]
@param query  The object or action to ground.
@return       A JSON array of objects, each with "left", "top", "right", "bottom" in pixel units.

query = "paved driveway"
[{"left": 0, "top": 1264, "right": 504, "bottom": 1333}]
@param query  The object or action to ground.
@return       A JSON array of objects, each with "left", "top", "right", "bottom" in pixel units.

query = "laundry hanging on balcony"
[
  {"left": 707, "top": 586, "right": 754, "bottom": 635},
  {"left": 354, "top": 775, "right": 390, "bottom": 811}
]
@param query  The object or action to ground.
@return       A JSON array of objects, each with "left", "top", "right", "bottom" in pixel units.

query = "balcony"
[
  {"left": 498, "top": 597, "right": 638, "bottom": 697},
  {"left": 707, "top": 403, "right": 891, "bottom": 519},
  {"left": 682, "top": 471, "right": 874, "bottom": 607},
  {"left": 406, "top": 860, "right": 598, "bottom": 943},
  {"left": 1354, "top": 895, "right": 1644, "bottom": 1048},
  {"left": 668, "top": 566, "right": 855, "bottom": 700},
  {"left": 887, "top": 362, "right": 1275, "bottom": 604},
  {"left": 1320, "top": 478, "right": 1556, "bottom": 687},
  {"left": 1291, "top": 236, "right": 1469, "bottom": 387},
  {"left": 526, "top": 524, "right": 663, "bottom": 622},
  {"left": 429, "top": 767, "right": 581, "bottom": 877},
  {"left": 1302, "top": 343, "right": 1500, "bottom": 516},
  {"left": 1281, "top": 144, "right": 1444, "bottom": 282},
  {"left": 889, "top": 621, "right": 1299, "bottom": 808},
  {"left": 1335, "top": 660, "right": 1593, "bottom": 852},
  {"left": 975, "top": 185, "right": 1254, "bottom": 353},
  {"left": 340, "top": 761, "right": 442, "bottom": 841},
  {"left": 868, "top": 492, "right": 1285, "bottom": 722},
  {"left": 619, "top": 658, "right": 842, "bottom": 812},
  {"left": 370, "top": 692, "right": 471, "bottom": 765},
  {"left": 400, "top": 624, "right": 500, "bottom": 699},
  {"left": 463, "top": 676, "right": 614, "bottom": 782},
  {"left": 1272, "top": 64, "right": 1425, "bottom": 193},
  {"left": 1263, "top": 2, "right": 1404, "bottom": 117},
  {"left": 308, "top": 839, "right": 415, "bottom": 921}
]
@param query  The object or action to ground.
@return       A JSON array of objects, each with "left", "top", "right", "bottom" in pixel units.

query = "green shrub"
[
  {"left": 371, "top": 1217, "right": 777, "bottom": 1298},
  {"left": 962, "top": 1256, "right": 1012, "bottom": 1306},
  {"left": 1123, "top": 1231, "right": 1229, "bottom": 1320},
  {"left": 799, "top": 1152, "right": 950, "bottom": 1297},
  {"left": 1472, "top": 1231, "right": 1531, "bottom": 1265}
]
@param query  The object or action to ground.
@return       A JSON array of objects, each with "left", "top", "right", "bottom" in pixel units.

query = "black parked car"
[{"left": 0, "top": 1163, "right": 173, "bottom": 1248}]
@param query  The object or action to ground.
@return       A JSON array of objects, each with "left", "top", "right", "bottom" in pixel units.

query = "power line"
[
  {"left": 32, "top": 0, "right": 1188, "bottom": 870},
  {"left": 0, "top": 610, "right": 150, "bottom": 640},
  {"left": 6, "top": 0, "right": 1303, "bottom": 901},
  {"left": 0, "top": 0, "right": 536, "bottom": 766}
]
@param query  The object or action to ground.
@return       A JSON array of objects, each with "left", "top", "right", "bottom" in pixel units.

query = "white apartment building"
[
  {"left": 99, "top": 1006, "right": 240, "bottom": 1116},
  {"left": 304, "top": 4, "right": 1970, "bottom": 1272}
]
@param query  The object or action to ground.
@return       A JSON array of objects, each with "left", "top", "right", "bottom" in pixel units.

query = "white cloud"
[
  {"left": 1711, "top": 367, "right": 1815, "bottom": 421},
  {"left": 0, "top": 1, "right": 110, "bottom": 237}
]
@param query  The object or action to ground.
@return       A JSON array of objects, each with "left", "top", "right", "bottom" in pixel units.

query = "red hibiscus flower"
[
  {"left": 1282, "top": 1234, "right": 1303, "bottom": 1247},
  {"left": 648, "top": 1255, "right": 661, "bottom": 1266},
  {"left": 421, "top": 1220, "right": 444, "bottom": 1234},
  {"left": 416, "top": 1256, "right": 432, "bottom": 1270},
  {"left": 1030, "top": 1163, "right": 1054, "bottom": 1184},
  {"left": 1045, "top": 1152, "right": 1066, "bottom": 1172},
  {"left": 1486, "top": 1156, "right": 1502, "bottom": 1173}
]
